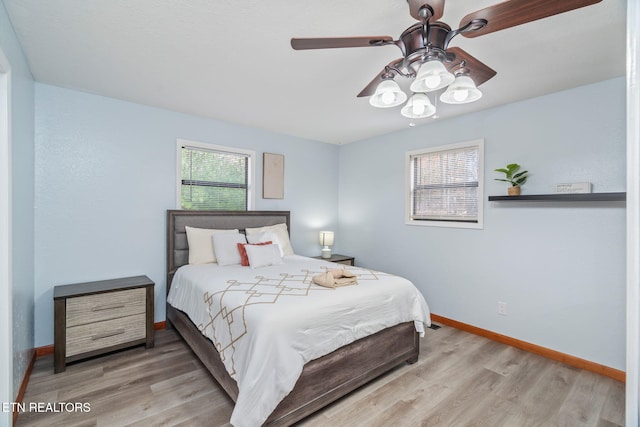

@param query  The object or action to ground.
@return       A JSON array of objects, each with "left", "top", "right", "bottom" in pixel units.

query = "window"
[
  {"left": 177, "top": 139, "right": 255, "bottom": 210},
  {"left": 406, "top": 139, "right": 484, "bottom": 229}
]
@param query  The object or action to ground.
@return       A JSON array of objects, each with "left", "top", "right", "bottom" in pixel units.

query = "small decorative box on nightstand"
[
  {"left": 313, "top": 254, "right": 355, "bottom": 266},
  {"left": 53, "top": 275, "right": 154, "bottom": 373}
]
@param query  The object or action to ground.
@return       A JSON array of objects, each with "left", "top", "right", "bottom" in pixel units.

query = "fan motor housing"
[{"left": 400, "top": 21, "right": 451, "bottom": 67}]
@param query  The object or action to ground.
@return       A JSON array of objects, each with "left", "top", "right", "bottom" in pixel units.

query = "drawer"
[
  {"left": 66, "top": 288, "right": 145, "bottom": 327},
  {"left": 66, "top": 313, "right": 146, "bottom": 357}
]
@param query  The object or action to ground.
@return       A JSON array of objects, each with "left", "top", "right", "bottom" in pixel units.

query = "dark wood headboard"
[{"left": 166, "top": 210, "right": 291, "bottom": 294}]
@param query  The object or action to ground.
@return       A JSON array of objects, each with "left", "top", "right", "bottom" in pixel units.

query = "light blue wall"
[
  {"left": 338, "top": 77, "right": 626, "bottom": 370},
  {"left": 0, "top": 0, "right": 35, "bottom": 410},
  {"left": 31, "top": 67, "right": 627, "bottom": 371},
  {"left": 34, "top": 83, "right": 339, "bottom": 347}
]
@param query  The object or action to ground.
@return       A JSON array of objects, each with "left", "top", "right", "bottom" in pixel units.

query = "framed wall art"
[{"left": 263, "top": 153, "right": 284, "bottom": 199}]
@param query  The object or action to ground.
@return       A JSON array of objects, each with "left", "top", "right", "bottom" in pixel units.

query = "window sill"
[{"left": 405, "top": 219, "right": 483, "bottom": 229}]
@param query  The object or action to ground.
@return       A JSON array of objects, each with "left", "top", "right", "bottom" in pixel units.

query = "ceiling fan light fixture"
[
  {"left": 369, "top": 79, "right": 407, "bottom": 108},
  {"left": 409, "top": 59, "right": 455, "bottom": 93},
  {"left": 401, "top": 93, "right": 436, "bottom": 119},
  {"left": 292, "top": 0, "right": 604, "bottom": 124},
  {"left": 440, "top": 75, "right": 482, "bottom": 104}
]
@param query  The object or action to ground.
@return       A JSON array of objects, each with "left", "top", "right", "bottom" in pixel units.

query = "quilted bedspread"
[{"left": 167, "top": 255, "right": 430, "bottom": 427}]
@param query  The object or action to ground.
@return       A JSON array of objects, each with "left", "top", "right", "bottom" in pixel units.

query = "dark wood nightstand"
[
  {"left": 313, "top": 254, "right": 355, "bottom": 266},
  {"left": 53, "top": 275, "right": 154, "bottom": 373}
]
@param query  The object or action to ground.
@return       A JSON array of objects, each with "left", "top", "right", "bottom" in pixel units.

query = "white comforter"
[{"left": 167, "top": 255, "right": 430, "bottom": 427}]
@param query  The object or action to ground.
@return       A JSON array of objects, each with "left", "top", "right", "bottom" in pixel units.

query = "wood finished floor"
[{"left": 17, "top": 325, "right": 624, "bottom": 427}]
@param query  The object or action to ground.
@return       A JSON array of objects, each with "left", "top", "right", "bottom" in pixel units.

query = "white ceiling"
[{"left": 4, "top": 0, "right": 626, "bottom": 144}]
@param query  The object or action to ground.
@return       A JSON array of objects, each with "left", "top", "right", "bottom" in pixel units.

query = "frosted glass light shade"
[
  {"left": 401, "top": 94, "right": 436, "bottom": 119},
  {"left": 440, "top": 75, "right": 482, "bottom": 104},
  {"left": 319, "top": 231, "right": 334, "bottom": 246},
  {"left": 369, "top": 80, "right": 407, "bottom": 108},
  {"left": 410, "top": 60, "right": 455, "bottom": 93}
]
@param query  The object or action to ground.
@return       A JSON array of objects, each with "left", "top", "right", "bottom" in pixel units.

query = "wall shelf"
[{"left": 488, "top": 192, "right": 626, "bottom": 202}]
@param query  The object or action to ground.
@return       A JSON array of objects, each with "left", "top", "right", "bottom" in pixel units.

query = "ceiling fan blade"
[
  {"left": 445, "top": 47, "right": 496, "bottom": 87},
  {"left": 459, "top": 0, "right": 602, "bottom": 38},
  {"left": 357, "top": 73, "right": 385, "bottom": 98},
  {"left": 357, "top": 59, "right": 405, "bottom": 97},
  {"left": 407, "top": 0, "right": 445, "bottom": 21},
  {"left": 291, "top": 36, "right": 393, "bottom": 50}
]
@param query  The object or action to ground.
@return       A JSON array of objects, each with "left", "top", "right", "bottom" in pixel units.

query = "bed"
[{"left": 166, "top": 210, "right": 430, "bottom": 426}]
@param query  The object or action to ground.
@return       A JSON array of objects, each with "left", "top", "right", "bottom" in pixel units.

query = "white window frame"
[
  {"left": 176, "top": 138, "right": 256, "bottom": 210},
  {"left": 405, "top": 139, "right": 484, "bottom": 229}
]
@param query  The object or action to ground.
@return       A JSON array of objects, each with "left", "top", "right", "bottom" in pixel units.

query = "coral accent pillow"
[{"left": 237, "top": 241, "right": 272, "bottom": 266}]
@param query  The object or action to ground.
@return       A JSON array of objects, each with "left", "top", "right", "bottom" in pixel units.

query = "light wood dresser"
[{"left": 54, "top": 275, "right": 154, "bottom": 373}]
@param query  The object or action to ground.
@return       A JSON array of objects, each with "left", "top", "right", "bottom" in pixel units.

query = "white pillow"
[
  {"left": 245, "top": 223, "right": 294, "bottom": 256},
  {"left": 212, "top": 233, "right": 247, "bottom": 266},
  {"left": 185, "top": 226, "right": 239, "bottom": 264},
  {"left": 245, "top": 244, "right": 284, "bottom": 269},
  {"left": 246, "top": 231, "right": 283, "bottom": 256}
]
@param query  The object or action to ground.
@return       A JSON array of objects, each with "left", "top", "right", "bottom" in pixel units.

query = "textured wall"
[{"left": 0, "top": 0, "right": 35, "bottom": 413}]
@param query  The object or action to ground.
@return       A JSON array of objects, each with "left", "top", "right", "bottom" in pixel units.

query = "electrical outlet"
[{"left": 497, "top": 301, "right": 508, "bottom": 316}]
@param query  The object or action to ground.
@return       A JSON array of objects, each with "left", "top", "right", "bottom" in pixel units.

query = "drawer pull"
[
  {"left": 91, "top": 303, "right": 126, "bottom": 312},
  {"left": 91, "top": 329, "right": 125, "bottom": 341}
]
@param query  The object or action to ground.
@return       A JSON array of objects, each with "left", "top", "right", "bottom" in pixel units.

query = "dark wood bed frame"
[{"left": 166, "top": 210, "right": 420, "bottom": 426}]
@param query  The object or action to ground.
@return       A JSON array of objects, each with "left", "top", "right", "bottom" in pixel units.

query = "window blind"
[
  {"left": 411, "top": 145, "right": 479, "bottom": 222},
  {"left": 181, "top": 145, "right": 249, "bottom": 211}
]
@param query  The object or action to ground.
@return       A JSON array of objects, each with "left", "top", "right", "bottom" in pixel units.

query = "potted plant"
[{"left": 494, "top": 163, "right": 529, "bottom": 196}]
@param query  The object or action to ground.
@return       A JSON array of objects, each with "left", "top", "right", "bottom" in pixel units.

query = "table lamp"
[{"left": 319, "top": 231, "right": 334, "bottom": 259}]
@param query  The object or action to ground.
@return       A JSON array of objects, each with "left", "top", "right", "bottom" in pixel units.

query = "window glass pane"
[
  {"left": 412, "top": 187, "right": 478, "bottom": 221},
  {"left": 181, "top": 185, "right": 247, "bottom": 211},
  {"left": 411, "top": 145, "right": 479, "bottom": 222},
  {"left": 182, "top": 150, "right": 247, "bottom": 184},
  {"left": 181, "top": 146, "right": 249, "bottom": 211}
]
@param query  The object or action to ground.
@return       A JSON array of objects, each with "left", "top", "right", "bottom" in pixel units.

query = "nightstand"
[
  {"left": 313, "top": 254, "right": 355, "bottom": 266},
  {"left": 54, "top": 275, "right": 154, "bottom": 373}
]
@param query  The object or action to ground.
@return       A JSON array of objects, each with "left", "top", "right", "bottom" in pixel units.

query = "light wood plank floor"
[{"left": 17, "top": 325, "right": 624, "bottom": 426}]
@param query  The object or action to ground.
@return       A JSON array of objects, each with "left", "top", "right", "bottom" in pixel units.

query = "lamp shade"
[
  {"left": 369, "top": 80, "right": 407, "bottom": 108},
  {"left": 440, "top": 75, "right": 482, "bottom": 104},
  {"left": 401, "top": 93, "right": 436, "bottom": 119},
  {"left": 319, "top": 231, "right": 334, "bottom": 246},
  {"left": 410, "top": 60, "right": 455, "bottom": 93}
]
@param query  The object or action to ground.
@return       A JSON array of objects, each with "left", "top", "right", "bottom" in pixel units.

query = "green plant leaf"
[
  {"left": 496, "top": 164, "right": 527, "bottom": 185},
  {"left": 514, "top": 176, "right": 528, "bottom": 185}
]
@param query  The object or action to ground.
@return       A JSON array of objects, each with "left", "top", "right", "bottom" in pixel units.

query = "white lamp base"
[{"left": 321, "top": 247, "right": 332, "bottom": 259}]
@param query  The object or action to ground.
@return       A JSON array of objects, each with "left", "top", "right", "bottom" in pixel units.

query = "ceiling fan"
[{"left": 291, "top": 0, "right": 602, "bottom": 119}]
